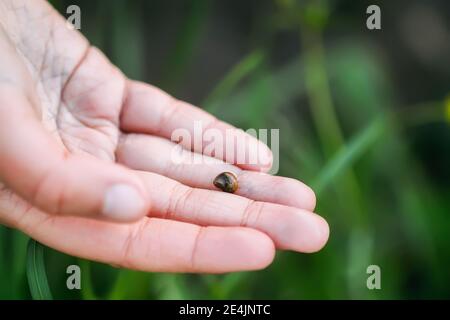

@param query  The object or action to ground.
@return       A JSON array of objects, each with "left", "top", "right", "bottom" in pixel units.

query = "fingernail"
[{"left": 102, "top": 184, "right": 146, "bottom": 221}]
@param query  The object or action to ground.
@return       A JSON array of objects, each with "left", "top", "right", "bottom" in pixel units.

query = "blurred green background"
[{"left": 1, "top": 0, "right": 450, "bottom": 299}]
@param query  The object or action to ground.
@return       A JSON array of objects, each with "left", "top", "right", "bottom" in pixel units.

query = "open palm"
[{"left": 0, "top": 0, "right": 328, "bottom": 273}]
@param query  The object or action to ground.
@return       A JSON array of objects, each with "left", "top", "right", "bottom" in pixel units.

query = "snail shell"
[{"left": 213, "top": 172, "right": 238, "bottom": 193}]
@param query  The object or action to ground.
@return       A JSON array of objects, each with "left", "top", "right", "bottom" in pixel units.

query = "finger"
[
  {"left": 117, "top": 133, "right": 316, "bottom": 211},
  {"left": 0, "top": 87, "right": 150, "bottom": 222},
  {"left": 120, "top": 81, "right": 273, "bottom": 172},
  {"left": 8, "top": 204, "right": 275, "bottom": 273},
  {"left": 136, "top": 171, "right": 329, "bottom": 253}
]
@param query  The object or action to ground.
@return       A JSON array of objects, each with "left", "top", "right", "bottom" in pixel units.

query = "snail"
[{"left": 213, "top": 172, "right": 238, "bottom": 193}]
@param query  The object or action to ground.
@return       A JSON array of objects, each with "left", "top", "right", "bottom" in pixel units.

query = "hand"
[{"left": 0, "top": 0, "right": 328, "bottom": 273}]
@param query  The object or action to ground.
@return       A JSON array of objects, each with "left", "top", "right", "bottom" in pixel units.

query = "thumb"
[{"left": 0, "top": 87, "right": 150, "bottom": 222}]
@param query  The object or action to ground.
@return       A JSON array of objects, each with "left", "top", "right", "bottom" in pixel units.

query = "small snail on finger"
[{"left": 213, "top": 172, "right": 238, "bottom": 193}]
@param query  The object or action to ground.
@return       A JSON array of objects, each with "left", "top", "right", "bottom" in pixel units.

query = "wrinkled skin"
[{"left": 0, "top": 0, "right": 328, "bottom": 273}]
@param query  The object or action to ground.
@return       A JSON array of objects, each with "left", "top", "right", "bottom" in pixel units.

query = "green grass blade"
[
  {"left": 204, "top": 50, "right": 266, "bottom": 113},
  {"left": 26, "top": 239, "right": 53, "bottom": 300},
  {"left": 79, "top": 260, "right": 97, "bottom": 300},
  {"left": 12, "top": 231, "right": 29, "bottom": 299},
  {"left": 312, "top": 116, "right": 387, "bottom": 195}
]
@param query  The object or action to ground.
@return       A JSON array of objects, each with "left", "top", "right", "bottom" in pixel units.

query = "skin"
[{"left": 0, "top": 0, "right": 329, "bottom": 274}]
